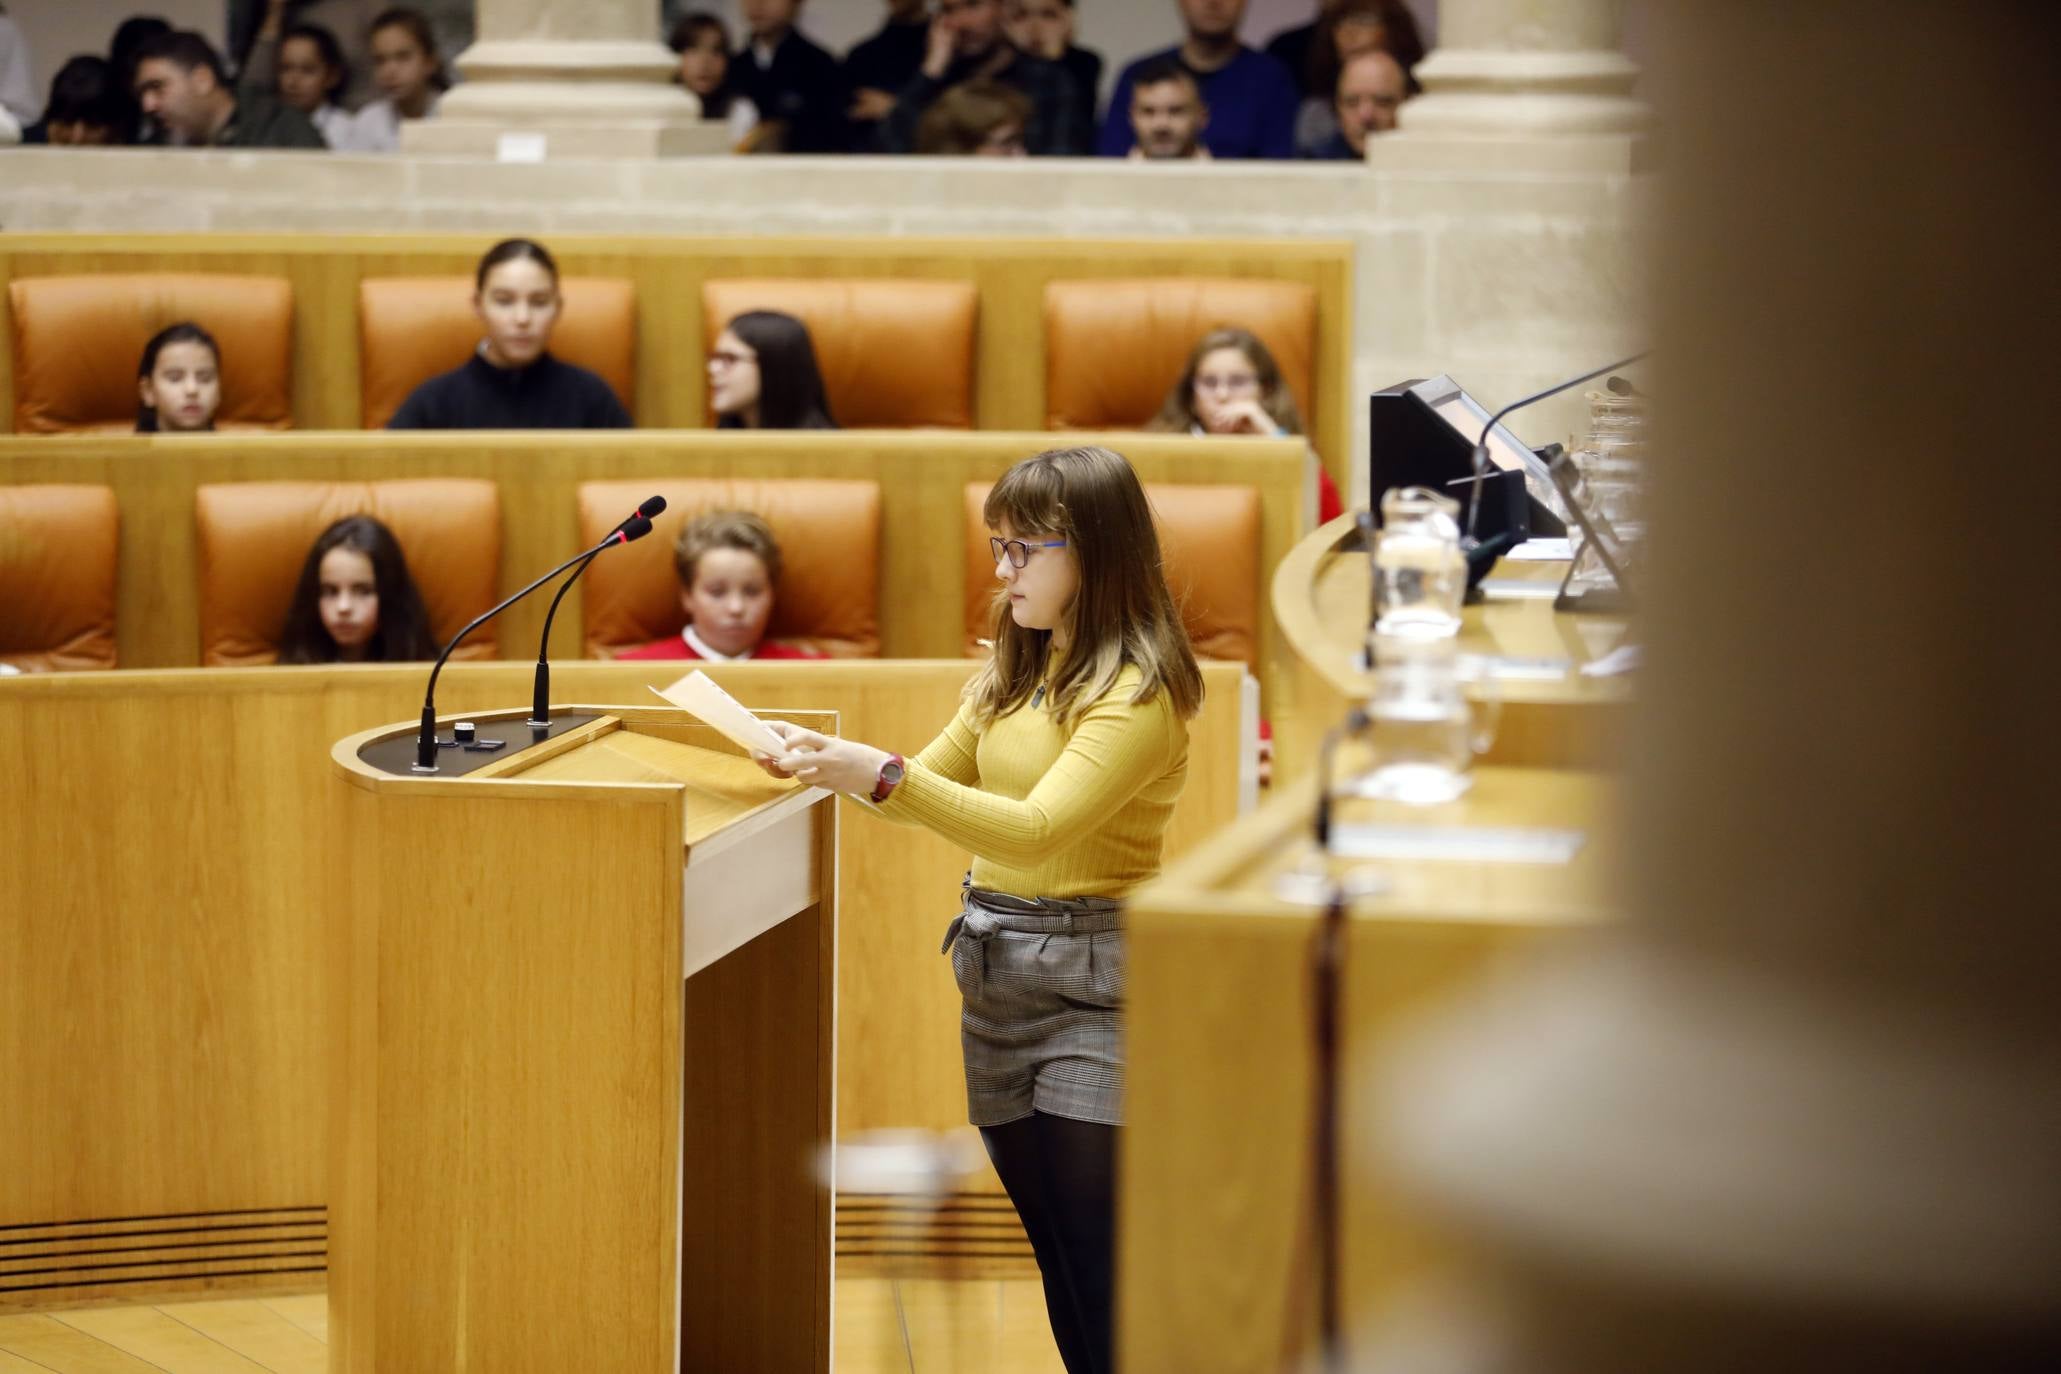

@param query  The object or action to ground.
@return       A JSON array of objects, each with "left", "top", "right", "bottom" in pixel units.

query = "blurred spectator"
[
  {"left": 669, "top": 11, "right": 760, "bottom": 147},
  {"left": 1005, "top": 0, "right": 1098, "bottom": 146},
  {"left": 1295, "top": 0, "right": 1419, "bottom": 155},
  {"left": 135, "top": 323, "right": 222, "bottom": 433},
  {"left": 276, "top": 515, "right": 439, "bottom": 664},
  {"left": 879, "top": 0, "right": 1089, "bottom": 156},
  {"left": 243, "top": 22, "right": 365, "bottom": 149},
  {"left": 709, "top": 311, "right": 837, "bottom": 430},
  {"left": 1269, "top": 0, "right": 1421, "bottom": 101},
  {"left": 0, "top": 3, "right": 33, "bottom": 129},
  {"left": 1126, "top": 56, "right": 1208, "bottom": 160},
  {"left": 20, "top": 56, "right": 124, "bottom": 146},
  {"left": 843, "top": 0, "right": 928, "bottom": 147},
  {"left": 233, "top": 2, "right": 371, "bottom": 109},
  {"left": 109, "top": 15, "right": 172, "bottom": 143},
  {"left": 348, "top": 7, "right": 444, "bottom": 153},
  {"left": 733, "top": 0, "right": 846, "bottom": 153},
  {"left": 388, "top": 239, "right": 633, "bottom": 430},
  {"left": 917, "top": 77, "right": 1029, "bottom": 156},
  {"left": 1100, "top": 0, "right": 1296, "bottom": 160},
  {"left": 1147, "top": 325, "right": 1342, "bottom": 522},
  {"left": 133, "top": 30, "right": 325, "bottom": 148},
  {"left": 1307, "top": 48, "right": 1407, "bottom": 159},
  {"left": 616, "top": 511, "right": 824, "bottom": 663}
]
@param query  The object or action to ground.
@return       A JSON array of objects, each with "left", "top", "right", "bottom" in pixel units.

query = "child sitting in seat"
[
  {"left": 618, "top": 510, "right": 824, "bottom": 661},
  {"left": 135, "top": 322, "right": 221, "bottom": 433},
  {"left": 276, "top": 514, "right": 440, "bottom": 664}
]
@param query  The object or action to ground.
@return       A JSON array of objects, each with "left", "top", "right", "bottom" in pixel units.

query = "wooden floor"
[{"left": 0, "top": 1277, "right": 1065, "bottom": 1373}]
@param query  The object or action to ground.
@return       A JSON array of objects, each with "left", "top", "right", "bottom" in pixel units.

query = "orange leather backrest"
[
  {"left": 0, "top": 484, "right": 120, "bottom": 671},
  {"left": 961, "top": 482, "right": 1260, "bottom": 667},
  {"left": 1042, "top": 278, "right": 1317, "bottom": 432},
  {"left": 358, "top": 277, "right": 637, "bottom": 428},
  {"left": 8, "top": 274, "right": 294, "bottom": 434},
  {"left": 578, "top": 479, "right": 882, "bottom": 658},
  {"left": 701, "top": 279, "right": 977, "bottom": 428},
  {"left": 193, "top": 479, "right": 502, "bottom": 666}
]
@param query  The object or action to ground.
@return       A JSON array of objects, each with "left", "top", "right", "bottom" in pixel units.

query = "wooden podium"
[{"left": 328, "top": 705, "right": 838, "bottom": 1373}]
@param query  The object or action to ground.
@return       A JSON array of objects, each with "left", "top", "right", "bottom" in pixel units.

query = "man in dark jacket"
[
  {"left": 132, "top": 29, "right": 323, "bottom": 149},
  {"left": 733, "top": 0, "right": 847, "bottom": 153},
  {"left": 879, "top": 0, "right": 1089, "bottom": 156}
]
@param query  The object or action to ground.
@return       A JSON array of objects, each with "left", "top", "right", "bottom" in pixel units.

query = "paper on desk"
[
  {"left": 1504, "top": 537, "right": 1574, "bottom": 561},
  {"left": 649, "top": 670, "right": 787, "bottom": 756}
]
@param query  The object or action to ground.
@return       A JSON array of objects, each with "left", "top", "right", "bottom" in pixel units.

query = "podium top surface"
[
  {"left": 1274, "top": 511, "right": 1633, "bottom": 707},
  {"left": 333, "top": 703, "right": 835, "bottom": 850}
]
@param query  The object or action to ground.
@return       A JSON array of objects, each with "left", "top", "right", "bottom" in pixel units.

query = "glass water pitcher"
[{"left": 1371, "top": 486, "right": 1466, "bottom": 641}]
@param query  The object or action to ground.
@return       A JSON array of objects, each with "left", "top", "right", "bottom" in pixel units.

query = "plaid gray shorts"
[{"left": 943, "top": 882, "right": 1126, "bottom": 1128}]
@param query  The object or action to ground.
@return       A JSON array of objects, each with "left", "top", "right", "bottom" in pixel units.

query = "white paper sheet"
[
  {"left": 649, "top": 670, "right": 787, "bottom": 755},
  {"left": 1329, "top": 824, "right": 1587, "bottom": 865},
  {"left": 1504, "top": 537, "right": 1574, "bottom": 561}
]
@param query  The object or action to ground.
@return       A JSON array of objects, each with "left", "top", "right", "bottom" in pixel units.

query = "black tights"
[{"left": 981, "top": 1111, "right": 1118, "bottom": 1374}]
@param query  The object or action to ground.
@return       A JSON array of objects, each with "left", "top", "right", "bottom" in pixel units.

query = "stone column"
[
  {"left": 404, "top": 0, "right": 722, "bottom": 159},
  {"left": 1364, "top": 2, "right": 2061, "bottom": 1369},
  {"left": 1349, "top": 0, "right": 1652, "bottom": 504}
]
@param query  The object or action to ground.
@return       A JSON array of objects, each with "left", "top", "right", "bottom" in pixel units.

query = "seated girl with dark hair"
[
  {"left": 617, "top": 510, "right": 825, "bottom": 662},
  {"left": 241, "top": 19, "right": 363, "bottom": 151},
  {"left": 1146, "top": 325, "right": 1344, "bottom": 523},
  {"left": 136, "top": 322, "right": 222, "bottom": 433},
  {"left": 388, "top": 238, "right": 633, "bottom": 430},
  {"left": 668, "top": 10, "right": 759, "bottom": 146},
  {"left": 708, "top": 311, "right": 837, "bottom": 431},
  {"left": 276, "top": 514, "right": 440, "bottom": 664}
]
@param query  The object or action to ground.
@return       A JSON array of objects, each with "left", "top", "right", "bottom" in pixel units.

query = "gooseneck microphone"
[
  {"left": 529, "top": 495, "right": 668, "bottom": 728},
  {"left": 1465, "top": 349, "right": 1651, "bottom": 539},
  {"left": 413, "top": 514, "right": 657, "bottom": 772}
]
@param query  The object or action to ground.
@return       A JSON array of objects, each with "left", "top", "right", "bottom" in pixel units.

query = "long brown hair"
[
  {"left": 969, "top": 446, "right": 1203, "bottom": 730},
  {"left": 1145, "top": 326, "right": 1305, "bottom": 437}
]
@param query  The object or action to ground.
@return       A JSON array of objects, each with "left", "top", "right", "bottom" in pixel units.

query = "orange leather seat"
[
  {"left": 961, "top": 481, "right": 1260, "bottom": 667},
  {"left": 578, "top": 479, "right": 882, "bottom": 659},
  {"left": 8, "top": 274, "right": 294, "bottom": 434},
  {"left": 701, "top": 279, "right": 977, "bottom": 428},
  {"left": 193, "top": 479, "right": 502, "bottom": 666},
  {"left": 0, "top": 485, "right": 120, "bottom": 671},
  {"left": 358, "top": 277, "right": 637, "bottom": 428},
  {"left": 1042, "top": 278, "right": 1317, "bottom": 433}
]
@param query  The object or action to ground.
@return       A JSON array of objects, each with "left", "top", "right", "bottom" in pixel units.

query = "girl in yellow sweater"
[{"left": 763, "top": 445, "right": 1202, "bottom": 1374}]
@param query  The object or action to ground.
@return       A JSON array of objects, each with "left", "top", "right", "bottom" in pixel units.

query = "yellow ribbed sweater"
[{"left": 873, "top": 665, "right": 1190, "bottom": 899}]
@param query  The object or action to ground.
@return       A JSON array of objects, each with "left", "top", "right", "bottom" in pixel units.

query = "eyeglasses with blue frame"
[{"left": 990, "top": 536, "right": 1067, "bottom": 569}]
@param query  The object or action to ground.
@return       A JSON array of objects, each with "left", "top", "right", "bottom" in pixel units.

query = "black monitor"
[{"left": 1368, "top": 375, "right": 1568, "bottom": 538}]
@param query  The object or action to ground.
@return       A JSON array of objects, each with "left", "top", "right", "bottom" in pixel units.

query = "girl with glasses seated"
[
  {"left": 616, "top": 509, "right": 824, "bottom": 662},
  {"left": 708, "top": 310, "right": 838, "bottom": 431},
  {"left": 1146, "top": 325, "right": 1344, "bottom": 523}
]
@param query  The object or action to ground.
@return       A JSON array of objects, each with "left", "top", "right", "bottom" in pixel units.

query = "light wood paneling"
[
  {"left": 0, "top": 233, "right": 1355, "bottom": 488},
  {"left": 1119, "top": 768, "right": 1619, "bottom": 1374},
  {"left": 0, "top": 429, "right": 1310, "bottom": 758},
  {"left": 0, "top": 658, "right": 1243, "bottom": 1305}
]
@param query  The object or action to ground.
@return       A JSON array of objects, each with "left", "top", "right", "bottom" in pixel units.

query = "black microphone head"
[
  {"left": 618, "top": 514, "right": 655, "bottom": 543},
  {"left": 637, "top": 494, "right": 667, "bottom": 520},
  {"left": 1606, "top": 375, "right": 1641, "bottom": 396}
]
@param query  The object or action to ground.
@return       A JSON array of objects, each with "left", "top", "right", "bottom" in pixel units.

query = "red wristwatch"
[{"left": 871, "top": 753, "right": 905, "bottom": 803}]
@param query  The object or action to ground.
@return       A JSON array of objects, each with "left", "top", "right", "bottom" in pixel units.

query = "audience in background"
[
  {"left": 670, "top": 12, "right": 760, "bottom": 147},
  {"left": 1310, "top": 48, "right": 1407, "bottom": 159},
  {"left": 135, "top": 323, "right": 224, "bottom": 433},
  {"left": 0, "top": 3, "right": 33, "bottom": 137},
  {"left": 109, "top": 15, "right": 172, "bottom": 144},
  {"left": 1100, "top": 0, "right": 1297, "bottom": 160},
  {"left": 709, "top": 311, "right": 837, "bottom": 430},
  {"left": 917, "top": 77, "right": 1029, "bottom": 156},
  {"left": 879, "top": 0, "right": 1089, "bottom": 156},
  {"left": 1295, "top": 0, "right": 1419, "bottom": 156},
  {"left": 1263, "top": 0, "right": 1339, "bottom": 103},
  {"left": 276, "top": 514, "right": 439, "bottom": 663},
  {"left": 733, "top": 0, "right": 847, "bottom": 154},
  {"left": 132, "top": 30, "right": 325, "bottom": 148},
  {"left": 1148, "top": 326, "right": 1342, "bottom": 522},
  {"left": 1004, "top": 0, "right": 1098, "bottom": 149},
  {"left": 23, "top": 57, "right": 125, "bottom": 146},
  {"left": 351, "top": 7, "right": 444, "bottom": 153},
  {"left": 843, "top": 0, "right": 928, "bottom": 148},
  {"left": 388, "top": 238, "right": 633, "bottom": 430},
  {"left": 244, "top": 22, "right": 361, "bottom": 150},
  {"left": 618, "top": 510, "right": 823, "bottom": 662},
  {"left": 1126, "top": 57, "right": 1209, "bottom": 161},
  {"left": 233, "top": 1, "right": 372, "bottom": 109}
]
